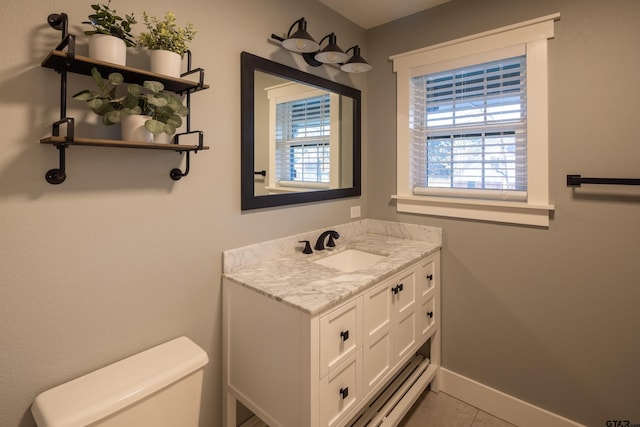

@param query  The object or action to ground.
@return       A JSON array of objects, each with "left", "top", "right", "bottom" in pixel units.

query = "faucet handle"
[
  {"left": 298, "top": 240, "right": 313, "bottom": 254},
  {"left": 327, "top": 234, "right": 337, "bottom": 248}
]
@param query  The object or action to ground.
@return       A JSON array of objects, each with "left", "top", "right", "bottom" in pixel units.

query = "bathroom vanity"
[{"left": 222, "top": 220, "right": 441, "bottom": 427}]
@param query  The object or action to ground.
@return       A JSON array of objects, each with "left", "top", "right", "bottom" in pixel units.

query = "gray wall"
[
  {"left": 4, "top": 0, "right": 639, "bottom": 426},
  {"left": 366, "top": 0, "right": 640, "bottom": 425},
  {"left": 0, "top": 1, "right": 365, "bottom": 426}
]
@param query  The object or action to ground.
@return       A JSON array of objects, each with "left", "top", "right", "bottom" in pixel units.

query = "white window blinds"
[
  {"left": 275, "top": 94, "right": 331, "bottom": 184},
  {"left": 410, "top": 55, "right": 527, "bottom": 200}
]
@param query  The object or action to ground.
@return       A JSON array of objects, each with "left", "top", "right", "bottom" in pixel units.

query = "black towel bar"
[{"left": 567, "top": 174, "right": 640, "bottom": 187}]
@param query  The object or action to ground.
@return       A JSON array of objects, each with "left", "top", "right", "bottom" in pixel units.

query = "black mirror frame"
[{"left": 241, "top": 51, "right": 361, "bottom": 210}]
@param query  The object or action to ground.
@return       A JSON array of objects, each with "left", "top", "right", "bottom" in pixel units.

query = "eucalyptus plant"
[
  {"left": 83, "top": 1, "right": 137, "bottom": 47},
  {"left": 73, "top": 67, "right": 189, "bottom": 135}
]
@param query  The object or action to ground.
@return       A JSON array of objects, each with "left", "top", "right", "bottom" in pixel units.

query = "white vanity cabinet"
[{"left": 223, "top": 250, "right": 440, "bottom": 427}]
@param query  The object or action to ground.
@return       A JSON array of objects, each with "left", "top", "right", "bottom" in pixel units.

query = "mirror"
[{"left": 241, "top": 52, "right": 361, "bottom": 210}]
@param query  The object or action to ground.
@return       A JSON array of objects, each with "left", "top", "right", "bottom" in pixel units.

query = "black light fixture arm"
[{"left": 287, "top": 17, "right": 307, "bottom": 38}]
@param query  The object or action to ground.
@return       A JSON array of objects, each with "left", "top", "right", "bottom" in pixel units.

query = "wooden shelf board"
[
  {"left": 41, "top": 50, "right": 209, "bottom": 94},
  {"left": 40, "top": 136, "right": 209, "bottom": 151}
]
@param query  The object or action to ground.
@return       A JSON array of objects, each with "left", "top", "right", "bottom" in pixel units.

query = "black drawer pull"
[
  {"left": 340, "top": 330, "right": 349, "bottom": 342},
  {"left": 398, "top": 283, "right": 404, "bottom": 292},
  {"left": 427, "top": 311, "right": 434, "bottom": 319},
  {"left": 427, "top": 274, "right": 433, "bottom": 281},
  {"left": 339, "top": 387, "right": 349, "bottom": 399}
]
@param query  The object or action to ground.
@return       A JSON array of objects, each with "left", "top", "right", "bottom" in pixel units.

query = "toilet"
[{"left": 31, "top": 336, "right": 209, "bottom": 427}]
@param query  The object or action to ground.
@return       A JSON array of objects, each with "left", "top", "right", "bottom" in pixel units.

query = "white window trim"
[{"left": 391, "top": 13, "right": 559, "bottom": 227}]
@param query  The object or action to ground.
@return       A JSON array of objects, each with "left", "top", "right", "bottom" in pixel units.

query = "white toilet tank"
[{"left": 31, "top": 336, "right": 209, "bottom": 427}]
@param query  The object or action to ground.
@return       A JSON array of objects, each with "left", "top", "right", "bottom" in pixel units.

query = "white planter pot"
[
  {"left": 121, "top": 115, "right": 174, "bottom": 144},
  {"left": 154, "top": 132, "right": 174, "bottom": 144},
  {"left": 88, "top": 34, "right": 126, "bottom": 66},
  {"left": 149, "top": 49, "right": 182, "bottom": 78},
  {"left": 121, "top": 115, "right": 153, "bottom": 143}
]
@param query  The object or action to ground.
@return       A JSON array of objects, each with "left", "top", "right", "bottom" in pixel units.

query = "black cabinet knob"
[
  {"left": 427, "top": 274, "right": 433, "bottom": 281},
  {"left": 427, "top": 311, "right": 434, "bottom": 319},
  {"left": 391, "top": 283, "right": 404, "bottom": 295},
  {"left": 340, "top": 330, "right": 349, "bottom": 342}
]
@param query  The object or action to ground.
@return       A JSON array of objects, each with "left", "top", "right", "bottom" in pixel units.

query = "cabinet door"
[
  {"left": 319, "top": 351, "right": 362, "bottom": 427},
  {"left": 320, "top": 299, "right": 361, "bottom": 378},
  {"left": 417, "top": 257, "right": 436, "bottom": 300},
  {"left": 418, "top": 295, "right": 436, "bottom": 339},
  {"left": 363, "top": 282, "right": 392, "bottom": 392},
  {"left": 391, "top": 269, "right": 417, "bottom": 362}
]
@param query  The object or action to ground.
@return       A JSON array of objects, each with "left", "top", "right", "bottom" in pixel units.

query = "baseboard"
[{"left": 439, "top": 368, "right": 585, "bottom": 427}]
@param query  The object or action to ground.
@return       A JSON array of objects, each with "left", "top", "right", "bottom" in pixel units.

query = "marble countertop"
[{"left": 222, "top": 220, "right": 441, "bottom": 315}]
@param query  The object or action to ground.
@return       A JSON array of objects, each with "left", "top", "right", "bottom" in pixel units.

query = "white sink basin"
[{"left": 313, "top": 249, "right": 386, "bottom": 272}]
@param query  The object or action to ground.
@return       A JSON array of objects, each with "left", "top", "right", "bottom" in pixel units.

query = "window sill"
[{"left": 392, "top": 194, "right": 554, "bottom": 227}]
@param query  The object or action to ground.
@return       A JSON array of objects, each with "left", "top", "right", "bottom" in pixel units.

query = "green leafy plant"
[
  {"left": 73, "top": 67, "right": 189, "bottom": 135},
  {"left": 138, "top": 12, "right": 196, "bottom": 57},
  {"left": 83, "top": 1, "right": 137, "bottom": 47}
]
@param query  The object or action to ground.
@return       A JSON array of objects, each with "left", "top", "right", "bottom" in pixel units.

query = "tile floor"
[
  {"left": 240, "top": 389, "right": 517, "bottom": 427},
  {"left": 399, "top": 390, "right": 517, "bottom": 427}
]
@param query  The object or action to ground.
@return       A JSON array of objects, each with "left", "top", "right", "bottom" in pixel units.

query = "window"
[
  {"left": 266, "top": 82, "right": 340, "bottom": 192},
  {"left": 392, "top": 14, "right": 558, "bottom": 226}
]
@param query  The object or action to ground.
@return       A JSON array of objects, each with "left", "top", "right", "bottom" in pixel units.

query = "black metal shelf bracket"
[
  {"left": 170, "top": 131, "right": 204, "bottom": 180},
  {"left": 44, "top": 12, "right": 76, "bottom": 185},
  {"left": 180, "top": 50, "right": 206, "bottom": 94},
  {"left": 567, "top": 174, "right": 640, "bottom": 187},
  {"left": 45, "top": 117, "right": 75, "bottom": 184},
  {"left": 45, "top": 144, "right": 68, "bottom": 185}
]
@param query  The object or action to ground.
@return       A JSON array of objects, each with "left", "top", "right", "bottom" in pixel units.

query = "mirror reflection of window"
[
  {"left": 276, "top": 94, "right": 330, "bottom": 185},
  {"left": 266, "top": 83, "right": 340, "bottom": 193}
]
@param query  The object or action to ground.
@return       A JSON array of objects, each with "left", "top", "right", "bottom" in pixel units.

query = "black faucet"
[{"left": 315, "top": 230, "right": 340, "bottom": 251}]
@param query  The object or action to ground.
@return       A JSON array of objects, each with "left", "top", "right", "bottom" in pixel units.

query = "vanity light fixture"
[
  {"left": 271, "top": 18, "right": 372, "bottom": 73},
  {"left": 340, "top": 46, "right": 372, "bottom": 73},
  {"left": 279, "top": 17, "right": 319, "bottom": 53},
  {"left": 314, "top": 33, "right": 349, "bottom": 64}
]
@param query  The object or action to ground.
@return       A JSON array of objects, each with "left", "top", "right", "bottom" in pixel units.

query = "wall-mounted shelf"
[
  {"left": 41, "top": 50, "right": 209, "bottom": 95},
  {"left": 40, "top": 12, "right": 209, "bottom": 185},
  {"left": 40, "top": 136, "right": 208, "bottom": 151}
]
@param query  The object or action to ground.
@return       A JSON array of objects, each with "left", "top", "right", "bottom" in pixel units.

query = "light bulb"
[{"left": 295, "top": 39, "right": 308, "bottom": 51}]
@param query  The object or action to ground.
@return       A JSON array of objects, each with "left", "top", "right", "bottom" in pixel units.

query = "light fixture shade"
[
  {"left": 340, "top": 46, "right": 372, "bottom": 73},
  {"left": 282, "top": 18, "right": 320, "bottom": 53},
  {"left": 314, "top": 33, "right": 349, "bottom": 64}
]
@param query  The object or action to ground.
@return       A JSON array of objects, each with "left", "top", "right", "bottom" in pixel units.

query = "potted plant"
[
  {"left": 138, "top": 11, "right": 197, "bottom": 78},
  {"left": 83, "top": 1, "right": 136, "bottom": 65},
  {"left": 73, "top": 67, "right": 189, "bottom": 143}
]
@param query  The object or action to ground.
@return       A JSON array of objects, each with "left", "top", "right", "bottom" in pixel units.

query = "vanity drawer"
[
  {"left": 320, "top": 299, "right": 362, "bottom": 378},
  {"left": 319, "top": 350, "right": 362, "bottom": 427},
  {"left": 417, "top": 257, "right": 436, "bottom": 299}
]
